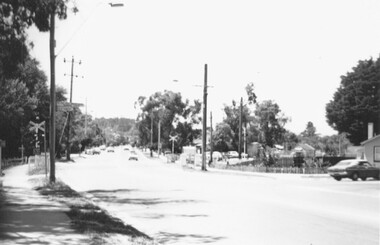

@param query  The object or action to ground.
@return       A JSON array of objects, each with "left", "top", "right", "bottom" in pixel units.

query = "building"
[
  {"left": 293, "top": 143, "right": 315, "bottom": 158},
  {"left": 361, "top": 134, "right": 380, "bottom": 167}
]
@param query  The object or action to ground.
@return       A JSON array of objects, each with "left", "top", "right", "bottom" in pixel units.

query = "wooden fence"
[{"left": 1, "top": 157, "right": 25, "bottom": 169}]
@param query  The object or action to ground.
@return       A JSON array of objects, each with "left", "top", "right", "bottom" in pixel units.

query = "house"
[
  {"left": 293, "top": 143, "right": 315, "bottom": 158},
  {"left": 361, "top": 134, "right": 380, "bottom": 167}
]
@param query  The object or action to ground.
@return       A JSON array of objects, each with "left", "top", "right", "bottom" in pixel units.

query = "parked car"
[
  {"left": 85, "top": 148, "right": 93, "bottom": 155},
  {"left": 93, "top": 147, "right": 101, "bottom": 155},
  {"left": 226, "top": 151, "right": 239, "bottom": 159},
  {"left": 327, "top": 159, "right": 380, "bottom": 181},
  {"left": 206, "top": 151, "right": 223, "bottom": 161},
  {"left": 107, "top": 147, "right": 115, "bottom": 152}
]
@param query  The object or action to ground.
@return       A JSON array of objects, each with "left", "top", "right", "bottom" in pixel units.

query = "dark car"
[{"left": 327, "top": 159, "right": 380, "bottom": 181}]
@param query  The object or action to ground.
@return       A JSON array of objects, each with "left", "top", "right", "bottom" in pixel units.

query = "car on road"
[
  {"left": 128, "top": 152, "right": 139, "bottom": 161},
  {"left": 206, "top": 151, "right": 223, "bottom": 162},
  {"left": 327, "top": 159, "right": 380, "bottom": 181},
  {"left": 93, "top": 147, "right": 101, "bottom": 155},
  {"left": 107, "top": 147, "right": 115, "bottom": 152},
  {"left": 85, "top": 147, "right": 100, "bottom": 155}
]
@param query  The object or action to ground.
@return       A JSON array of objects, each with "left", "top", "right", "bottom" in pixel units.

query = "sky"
[{"left": 27, "top": 0, "right": 380, "bottom": 136}]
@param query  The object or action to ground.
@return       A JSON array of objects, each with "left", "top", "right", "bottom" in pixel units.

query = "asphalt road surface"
[{"left": 57, "top": 148, "right": 380, "bottom": 245}]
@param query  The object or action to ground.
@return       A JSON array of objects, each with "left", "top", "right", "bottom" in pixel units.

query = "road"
[{"left": 57, "top": 148, "right": 380, "bottom": 245}]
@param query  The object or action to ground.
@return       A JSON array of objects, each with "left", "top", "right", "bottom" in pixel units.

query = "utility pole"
[
  {"left": 150, "top": 110, "right": 153, "bottom": 157},
  {"left": 85, "top": 98, "right": 87, "bottom": 136},
  {"left": 210, "top": 111, "right": 213, "bottom": 164},
  {"left": 158, "top": 119, "right": 161, "bottom": 155},
  {"left": 49, "top": 6, "right": 56, "bottom": 183},
  {"left": 238, "top": 97, "right": 243, "bottom": 159},
  {"left": 243, "top": 123, "right": 247, "bottom": 155},
  {"left": 64, "top": 56, "right": 82, "bottom": 161},
  {"left": 202, "top": 64, "right": 208, "bottom": 171}
]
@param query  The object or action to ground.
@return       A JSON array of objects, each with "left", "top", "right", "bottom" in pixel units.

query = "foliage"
[
  {"left": 94, "top": 117, "right": 135, "bottom": 146},
  {"left": 221, "top": 100, "right": 251, "bottom": 151},
  {"left": 255, "top": 100, "right": 288, "bottom": 148},
  {"left": 135, "top": 90, "right": 201, "bottom": 152},
  {"left": 212, "top": 122, "right": 234, "bottom": 152},
  {"left": 326, "top": 56, "right": 380, "bottom": 145},
  {"left": 0, "top": 0, "right": 79, "bottom": 158}
]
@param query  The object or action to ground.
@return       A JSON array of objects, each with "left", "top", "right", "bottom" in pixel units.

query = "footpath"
[{"left": 0, "top": 164, "right": 89, "bottom": 245}]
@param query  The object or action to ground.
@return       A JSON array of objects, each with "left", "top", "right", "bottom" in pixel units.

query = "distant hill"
[
  {"left": 95, "top": 117, "right": 135, "bottom": 133},
  {"left": 94, "top": 117, "right": 137, "bottom": 145}
]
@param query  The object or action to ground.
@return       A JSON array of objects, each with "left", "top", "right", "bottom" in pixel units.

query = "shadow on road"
[
  {"left": 156, "top": 231, "right": 226, "bottom": 244},
  {"left": 87, "top": 189, "right": 202, "bottom": 206}
]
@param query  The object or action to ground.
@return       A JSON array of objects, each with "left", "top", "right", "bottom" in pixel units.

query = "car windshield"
[{"left": 335, "top": 161, "right": 356, "bottom": 166}]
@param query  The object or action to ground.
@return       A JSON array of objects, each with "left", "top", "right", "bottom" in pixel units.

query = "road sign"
[
  {"left": 33, "top": 147, "right": 41, "bottom": 155},
  {"left": 169, "top": 135, "right": 178, "bottom": 142},
  {"left": 29, "top": 121, "right": 45, "bottom": 132}
]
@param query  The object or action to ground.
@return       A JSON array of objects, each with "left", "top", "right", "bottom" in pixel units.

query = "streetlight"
[{"left": 48, "top": 2, "right": 123, "bottom": 183}]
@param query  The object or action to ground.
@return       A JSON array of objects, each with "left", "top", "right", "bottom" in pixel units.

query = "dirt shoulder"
[{"left": 34, "top": 177, "right": 156, "bottom": 245}]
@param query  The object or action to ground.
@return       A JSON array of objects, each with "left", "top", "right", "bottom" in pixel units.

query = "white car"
[
  {"left": 128, "top": 152, "right": 139, "bottom": 161},
  {"left": 206, "top": 151, "right": 223, "bottom": 161}
]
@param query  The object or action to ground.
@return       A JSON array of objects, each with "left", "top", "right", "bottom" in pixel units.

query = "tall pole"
[
  {"left": 158, "top": 119, "right": 161, "bottom": 155},
  {"left": 65, "top": 56, "right": 82, "bottom": 161},
  {"left": 49, "top": 6, "right": 56, "bottom": 183},
  {"left": 243, "top": 124, "right": 247, "bottom": 154},
  {"left": 66, "top": 56, "right": 74, "bottom": 161},
  {"left": 238, "top": 97, "right": 243, "bottom": 159},
  {"left": 150, "top": 110, "right": 153, "bottom": 157},
  {"left": 150, "top": 111, "right": 153, "bottom": 147},
  {"left": 210, "top": 111, "right": 213, "bottom": 164},
  {"left": 202, "top": 64, "right": 208, "bottom": 171},
  {"left": 44, "top": 122, "right": 47, "bottom": 177},
  {"left": 85, "top": 98, "right": 87, "bottom": 136}
]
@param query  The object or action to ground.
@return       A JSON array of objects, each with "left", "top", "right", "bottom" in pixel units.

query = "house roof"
[
  {"left": 361, "top": 134, "right": 380, "bottom": 145},
  {"left": 296, "top": 143, "right": 315, "bottom": 151}
]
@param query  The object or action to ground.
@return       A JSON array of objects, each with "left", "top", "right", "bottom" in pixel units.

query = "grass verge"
[{"left": 35, "top": 179, "right": 156, "bottom": 245}]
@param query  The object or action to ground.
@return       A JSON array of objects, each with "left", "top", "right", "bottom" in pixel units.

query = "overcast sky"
[{"left": 27, "top": 0, "right": 380, "bottom": 136}]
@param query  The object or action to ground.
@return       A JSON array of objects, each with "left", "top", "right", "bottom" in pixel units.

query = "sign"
[
  {"left": 33, "top": 147, "right": 41, "bottom": 155},
  {"left": 29, "top": 121, "right": 45, "bottom": 132},
  {"left": 0, "top": 139, "right": 5, "bottom": 148}
]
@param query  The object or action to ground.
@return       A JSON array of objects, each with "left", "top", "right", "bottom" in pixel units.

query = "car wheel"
[
  {"left": 351, "top": 172, "right": 359, "bottom": 181},
  {"left": 333, "top": 177, "right": 342, "bottom": 181},
  {"left": 360, "top": 177, "right": 367, "bottom": 181}
]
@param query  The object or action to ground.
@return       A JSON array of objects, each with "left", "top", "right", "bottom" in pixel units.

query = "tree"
[
  {"left": 212, "top": 122, "right": 234, "bottom": 152},
  {"left": 0, "top": 0, "right": 75, "bottom": 159},
  {"left": 135, "top": 90, "right": 201, "bottom": 152},
  {"left": 255, "top": 100, "right": 288, "bottom": 148},
  {"left": 301, "top": 121, "right": 317, "bottom": 138},
  {"left": 326, "top": 56, "right": 380, "bottom": 145},
  {"left": 298, "top": 121, "right": 321, "bottom": 150}
]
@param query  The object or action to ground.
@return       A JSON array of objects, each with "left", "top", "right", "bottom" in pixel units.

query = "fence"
[
  {"left": 213, "top": 163, "right": 328, "bottom": 174},
  {"left": 1, "top": 157, "right": 26, "bottom": 170}
]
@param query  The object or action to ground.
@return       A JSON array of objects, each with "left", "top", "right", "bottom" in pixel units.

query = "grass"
[{"left": 35, "top": 179, "right": 157, "bottom": 245}]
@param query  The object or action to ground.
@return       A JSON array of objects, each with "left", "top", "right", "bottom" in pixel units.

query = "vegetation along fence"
[{"left": 213, "top": 163, "right": 328, "bottom": 174}]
